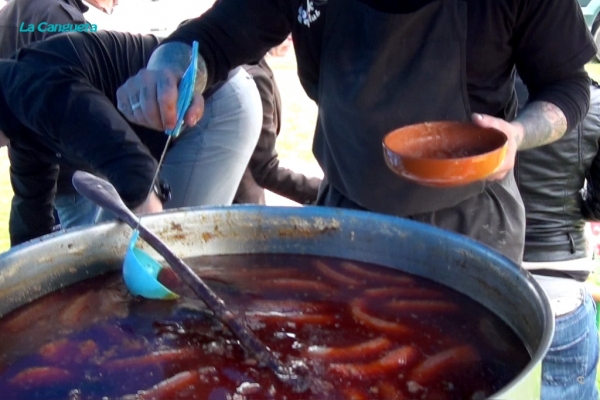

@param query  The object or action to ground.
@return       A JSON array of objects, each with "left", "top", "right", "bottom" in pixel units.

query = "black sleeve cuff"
[{"left": 526, "top": 68, "right": 591, "bottom": 132}]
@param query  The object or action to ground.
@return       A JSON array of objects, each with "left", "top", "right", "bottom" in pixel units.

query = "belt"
[
  {"left": 522, "top": 257, "right": 592, "bottom": 272},
  {"left": 529, "top": 273, "right": 586, "bottom": 317}
]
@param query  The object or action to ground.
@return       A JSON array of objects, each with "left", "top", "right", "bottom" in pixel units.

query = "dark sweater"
[
  {"left": 163, "top": 0, "right": 594, "bottom": 131},
  {"left": 0, "top": 31, "right": 165, "bottom": 246},
  {"left": 233, "top": 58, "right": 321, "bottom": 205},
  {"left": 0, "top": 0, "right": 89, "bottom": 59},
  {"left": 0, "top": 0, "right": 94, "bottom": 198}
]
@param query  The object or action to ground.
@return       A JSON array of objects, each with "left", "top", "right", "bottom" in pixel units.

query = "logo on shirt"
[
  {"left": 298, "top": 0, "right": 321, "bottom": 27},
  {"left": 19, "top": 22, "right": 98, "bottom": 33}
]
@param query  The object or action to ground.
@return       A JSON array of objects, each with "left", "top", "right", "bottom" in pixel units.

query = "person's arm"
[
  {"left": 514, "top": 69, "right": 590, "bottom": 150},
  {"left": 246, "top": 62, "right": 321, "bottom": 204},
  {"left": 475, "top": 0, "right": 595, "bottom": 180},
  {"left": 8, "top": 144, "right": 58, "bottom": 246},
  {"left": 116, "top": 0, "right": 291, "bottom": 131},
  {"left": 260, "top": 166, "right": 322, "bottom": 204},
  {"left": 513, "top": 0, "right": 594, "bottom": 145},
  {"left": 58, "top": 83, "right": 160, "bottom": 209},
  {"left": 477, "top": 76, "right": 587, "bottom": 180},
  {"left": 5, "top": 66, "right": 159, "bottom": 212},
  {"left": 162, "top": 0, "right": 291, "bottom": 91}
]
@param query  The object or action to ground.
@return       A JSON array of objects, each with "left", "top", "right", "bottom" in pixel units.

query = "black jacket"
[
  {"left": 0, "top": 31, "right": 166, "bottom": 246},
  {"left": 233, "top": 58, "right": 321, "bottom": 205},
  {"left": 0, "top": 0, "right": 95, "bottom": 197},
  {"left": 0, "top": 0, "right": 89, "bottom": 59},
  {"left": 164, "top": 0, "right": 594, "bottom": 131},
  {"left": 515, "top": 79, "right": 600, "bottom": 265}
]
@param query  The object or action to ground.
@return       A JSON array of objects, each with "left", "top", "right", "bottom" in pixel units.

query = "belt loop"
[{"left": 567, "top": 232, "right": 575, "bottom": 254}]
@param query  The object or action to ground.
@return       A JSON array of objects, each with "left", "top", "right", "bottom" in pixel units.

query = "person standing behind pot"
[
  {"left": 233, "top": 53, "right": 322, "bottom": 205},
  {"left": 115, "top": 0, "right": 595, "bottom": 265},
  {"left": 515, "top": 76, "right": 600, "bottom": 399}
]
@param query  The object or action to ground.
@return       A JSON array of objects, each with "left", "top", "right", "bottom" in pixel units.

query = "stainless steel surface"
[{"left": 0, "top": 205, "right": 553, "bottom": 399}]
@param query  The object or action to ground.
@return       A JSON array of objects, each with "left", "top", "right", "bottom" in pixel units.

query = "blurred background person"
[
  {"left": 515, "top": 76, "right": 600, "bottom": 400},
  {"left": 0, "top": 0, "right": 119, "bottom": 229},
  {"left": 0, "top": 0, "right": 118, "bottom": 59}
]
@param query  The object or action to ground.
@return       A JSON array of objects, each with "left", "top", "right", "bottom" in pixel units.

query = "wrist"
[
  {"left": 148, "top": 42, "right": 190, "bottom": 74},
  {"left": 149, "top": 42, "right": 207, "bottom": 94},
  {"left": 153, "top": 179, "right": 172, "bottom": 205},
  {"left": 512, "top": 123, "right": 525, "bottom": 150}
]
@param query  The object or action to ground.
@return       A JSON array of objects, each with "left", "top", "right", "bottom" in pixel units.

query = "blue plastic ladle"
[
  {"left": 120, "top": 40, "right": 199, "bottom": 299},
  {"left": 123, "top": 229, "right": 178, "bottom": 299}
]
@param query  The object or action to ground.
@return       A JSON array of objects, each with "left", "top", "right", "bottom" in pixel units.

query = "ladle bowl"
[{"left": 122, "top": 229, "right": 178, "bottom": 300}]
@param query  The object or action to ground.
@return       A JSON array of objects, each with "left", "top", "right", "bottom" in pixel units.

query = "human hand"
[
  {"left": 471, "top": 113, "right": 523, "bottom": 181},
  {"left": 132, "top": 191, "right": 163, "bottom": 215},
  {"left": 116, "top": 68, "right": 204, "bottom": 131}
]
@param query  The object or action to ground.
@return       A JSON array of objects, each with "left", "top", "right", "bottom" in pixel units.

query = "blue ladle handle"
[
  {"left": 165, "top": 41, "right": 199, "bottom": 138},
  {"left": 71, "top": 170, "right": 308, "bottom": 392}
]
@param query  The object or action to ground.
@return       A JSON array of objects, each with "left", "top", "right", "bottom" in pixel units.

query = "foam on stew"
[{"left": 0, "top": 254, "right": 530, "bottom": 400}]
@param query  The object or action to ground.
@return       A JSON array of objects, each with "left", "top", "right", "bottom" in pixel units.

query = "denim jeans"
[
  {"left": 159, "top": 67, "right": 261, "bottom": 208},
  {"left": 56, "top": 67, "right": 262, "bottom": 227},
  {"left": 541, "top": 289, "right": 599, "bottom": 400},
  {"left": 54, "top": 192, "right": 98, "bottom": 229}
]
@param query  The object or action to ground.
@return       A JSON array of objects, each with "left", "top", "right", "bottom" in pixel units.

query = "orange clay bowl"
[{"left": 382, "top": 121, "right": 508, "bottom": 187}]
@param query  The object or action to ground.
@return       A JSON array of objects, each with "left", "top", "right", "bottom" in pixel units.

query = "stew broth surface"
[{"left": 0, "top": 254, "right": 530, "bottom": 400}]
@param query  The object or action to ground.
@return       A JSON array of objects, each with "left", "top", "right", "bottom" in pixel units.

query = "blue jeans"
[
  {"left": 541, "top": 290, "right": 599, "bottom": 400},
  {"left": 159, "top": 67, "right": 261, "bottom": 207},
  {"left": 54, "top": 192, "right": 98, "bottom": 229},
  {"left": 57, "top": 67, "right": 262, "bottom": 227}
]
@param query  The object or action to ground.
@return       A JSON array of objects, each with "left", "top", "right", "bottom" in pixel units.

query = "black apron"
[{"left": 314, "top": 0, "right": 525, "bottom": 263}]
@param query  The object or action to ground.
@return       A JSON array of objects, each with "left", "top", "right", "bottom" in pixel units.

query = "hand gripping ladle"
[{"left": 122, "top": 40, "right": 200, "bottom": 300}]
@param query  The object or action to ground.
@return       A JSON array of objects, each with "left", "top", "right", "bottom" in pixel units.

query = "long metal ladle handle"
[{"left": 71, "top": 171, "right": 308, "bottom": 392}]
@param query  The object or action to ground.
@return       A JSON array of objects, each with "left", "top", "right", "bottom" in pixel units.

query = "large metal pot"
[{"left": 0, "top": 205, "right": 553, "bottom": 399}]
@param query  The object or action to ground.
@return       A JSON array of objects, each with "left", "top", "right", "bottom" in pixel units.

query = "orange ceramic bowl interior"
[{"left": 382, "top": 121, "right": 508, "bottom": 187}]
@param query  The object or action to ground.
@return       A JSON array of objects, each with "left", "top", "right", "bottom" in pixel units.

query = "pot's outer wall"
[{"left": 0, "top": 205, "right": 553, "bottom": 400}]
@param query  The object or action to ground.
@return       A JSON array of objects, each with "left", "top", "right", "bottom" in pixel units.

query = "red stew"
[{"left": 0, "top": 254, "right": 530, "bottom": 400}]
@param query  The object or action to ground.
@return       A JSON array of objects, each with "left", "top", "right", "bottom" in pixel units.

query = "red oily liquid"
[{"left": 0, "top": 254, "right": 530, "bottom": 400}]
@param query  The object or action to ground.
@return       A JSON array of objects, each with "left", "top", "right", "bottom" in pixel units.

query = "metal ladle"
[{"left": 71, "top": 171, "right": 308, "bottom": 392}]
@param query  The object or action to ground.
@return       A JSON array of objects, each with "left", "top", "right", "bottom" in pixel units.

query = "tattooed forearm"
[
  {"left": 146, "top": 42, "right": 208, "bottom": 94},
  {"left": 513, "top": 101, "right": 567, "bottom": 150}
]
